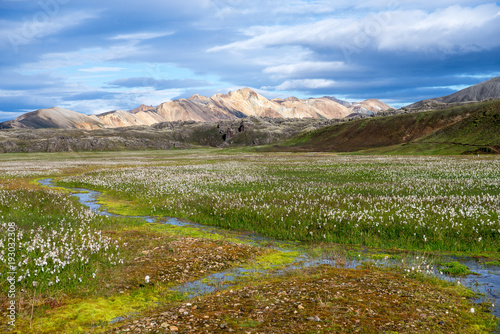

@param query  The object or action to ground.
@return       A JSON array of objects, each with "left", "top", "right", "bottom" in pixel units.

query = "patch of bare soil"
[
  {"left": 109, "top": 265, "right": 492, "bottom": 333},
  {"left": 108, "top": 230, "right": 264, "bottom": 291}
]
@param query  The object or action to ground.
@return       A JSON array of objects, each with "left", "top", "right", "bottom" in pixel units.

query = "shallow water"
[{"left": 39, "top": 178, "right": 500, "bottom": 330}]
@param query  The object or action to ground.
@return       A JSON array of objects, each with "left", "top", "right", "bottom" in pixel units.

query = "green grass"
[
  {"left": 55, "top": 154, "right": 500, "bottom": 255},
  {"left": 484, "top": 261, "right": 500, "bottom": 267},
  {"left": 0, "top": 170, "right": 266, "bottom": 333},
  {"left": 0, "top": 187, "right": 136, "bottom": 296},
  {"left": 1, "top": 151, "right": 498, "bottom": 333},
  {"left": 440, "top": 261, "right": 472, "bottom": 276}
]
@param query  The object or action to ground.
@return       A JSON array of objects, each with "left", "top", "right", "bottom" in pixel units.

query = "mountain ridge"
[
  {"left": 0, "top": 88, "right": 393, "bottom": 130},
  {"left": 406, "top": 76, "right": 500, "bottom": 110},
  {"left": 274, "top": 100, "right": 500, "bottom": 155}
]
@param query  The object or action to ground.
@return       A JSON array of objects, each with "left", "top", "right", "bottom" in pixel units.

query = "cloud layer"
[{"left": 1, "top": 0, "right": 499, "bottom": 120}]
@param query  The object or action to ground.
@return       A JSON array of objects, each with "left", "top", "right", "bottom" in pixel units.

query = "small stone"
[
  {"left": 161, "top": 322, "right": 169, "bottom": 328},
  {"left": 169, "top": 325, "right": 178, "bottom": 331},
  {"left": 297, "top": 305, "right": 304, "bottom": 310},
  {"left": 307, "top": 316, "right": 321, "bottom": 322}
]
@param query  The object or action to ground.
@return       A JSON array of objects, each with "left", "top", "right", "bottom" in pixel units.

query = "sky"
[{"left": 1, "top": 0, "right": 500, "bottom": 121}]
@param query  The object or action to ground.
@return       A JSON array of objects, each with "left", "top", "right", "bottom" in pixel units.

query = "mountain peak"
[
  {"left": 236, "top": 87, "right": 257, "bottom": 94},
  {"left": 129, "top": 104, "right": 154, "bottom": 114},
  {"left": 227, "top": 87, "right": 261, "bottom": 100}
]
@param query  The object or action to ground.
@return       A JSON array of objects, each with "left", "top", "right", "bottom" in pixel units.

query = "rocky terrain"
[
  {"left": 108, "top": 265, "right": 486, "bottom": 333},
  {"left": 0, "top": 88, "right": 393, "bottom": 130},
  {"left": 405, "top": 76, "right": 500, "bottom": 110},
  {"left": 0, "top": 116, "right": 354, "bottom": 153}
]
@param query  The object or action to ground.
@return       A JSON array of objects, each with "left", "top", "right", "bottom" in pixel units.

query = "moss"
[
  {"left": 367, "top": 253, "right": 402, "bottom": 260},
  {"left": 484, "top": 261, "right": 500, "bottom": 267},
  {"left": 96, "top": 193, "right": 151, "bottom": 216},
  {"left": 244, "top": 249, "right": 299, "bottom": 271},
  {"left": 15, "top": 288, "right": 185, "bottom": 334},
  {"left": 440, "top": 261, "right": 472, "bottom": 276},
  {"left": 148, "top": 221, "right": 243, "bottom": 243}
]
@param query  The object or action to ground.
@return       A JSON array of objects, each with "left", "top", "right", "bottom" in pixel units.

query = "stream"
[{"left": 39, "top": 178, "right": 500, "bottom": 332}]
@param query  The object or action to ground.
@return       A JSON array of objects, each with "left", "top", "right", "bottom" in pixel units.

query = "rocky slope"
[
  {"left": 406, "top": 76, "right": 500, "bottom": 110},
  {"left": 0, "top": 117, "right": 345, "bottom": 153},
  {"left": 0, "top": 88, "right": 393, "bottom": 130}
]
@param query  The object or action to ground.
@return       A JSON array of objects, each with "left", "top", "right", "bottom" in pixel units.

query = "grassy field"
[
  {"left": 0, "top": 151, "right": 498, "bottom": 333},
  {"left": 57, "top": 153, "right": 500, "bottom": 255}
]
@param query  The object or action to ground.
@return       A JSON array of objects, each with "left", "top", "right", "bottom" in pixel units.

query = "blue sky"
[{"left": 1, "top": 0, "right": 500, "bottom": 121}]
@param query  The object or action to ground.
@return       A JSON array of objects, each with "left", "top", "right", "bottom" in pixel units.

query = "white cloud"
[
  {"left": 207, "top": 18, "right": 349, "bottom": 52},
  {"left": 78, "top": 67, "right": 126, "bottom": 73},
  {"left": 377, "top": 4, "right": 500, "bottom": 52},
  {"left": 111, "top": 31, "right": 174, "bottom": 40},
  {"left": 0, "top": 11, "right": 97, "bottom": 52},
  {"left": 60, "top": 88, "right": 184, "bottom": 114},
  {"left": 263, "top": 61, "right": 352, "bottom": 79},
  {"left": 208, "top": 4, "right": 500, "bottom": 54},
  {"left": 274, "top": 79, "right": 337, "bottom": 90},
  {"left": 21, "top": 43, "right": 142, "bottom": 72}
]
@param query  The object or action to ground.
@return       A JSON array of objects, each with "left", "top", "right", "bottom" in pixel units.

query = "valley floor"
[{"left": 0, "top": 150, "right": 498, "bottom": 333}]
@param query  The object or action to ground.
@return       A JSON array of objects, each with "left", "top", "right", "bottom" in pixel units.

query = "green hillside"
[{"left": 276, "top": 100, "right": 500, "bottom": 155}]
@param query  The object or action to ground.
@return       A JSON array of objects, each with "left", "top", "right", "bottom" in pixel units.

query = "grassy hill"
[{"left": 275, "top": 100, "right": 500, "bottom": 155}]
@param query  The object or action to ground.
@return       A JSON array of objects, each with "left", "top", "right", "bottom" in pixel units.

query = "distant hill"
[
  {"left": 0, "top": 88, "right": 393, "bottom": 130},
  {"left": 275, "top": 100, "right": 500, "bottom": 155},
  {"left": 0, "top": 107, "right": 104, "bottom": 130},
  {"left": 350, "top": 99, "right": 392, "bottom": 115},
  {"left": 406, "top": 77, "right": 500, "bottom": 110}
]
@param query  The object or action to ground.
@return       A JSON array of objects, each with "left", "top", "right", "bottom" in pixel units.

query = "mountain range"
[
  {"left": 0, "top": 88, "right": 392, "bottom": 130},
  {"left": 1, "top": 78, "right": 499, "bottom": 154},
  {"left": 405, "top": 77, "right": 500, "bottom": 110}
]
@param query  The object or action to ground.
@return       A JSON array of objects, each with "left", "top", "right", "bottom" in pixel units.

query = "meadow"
[
  {"left": 0, "top": 151, "right": 498, "bottom": 333},
  {"left": 58, "top": 154, "right": 500, "bottom": 254}
]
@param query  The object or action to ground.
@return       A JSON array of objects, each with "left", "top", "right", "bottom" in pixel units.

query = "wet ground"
[{"left": 39, "top": 179, "right": 500, "bottom": 332}]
